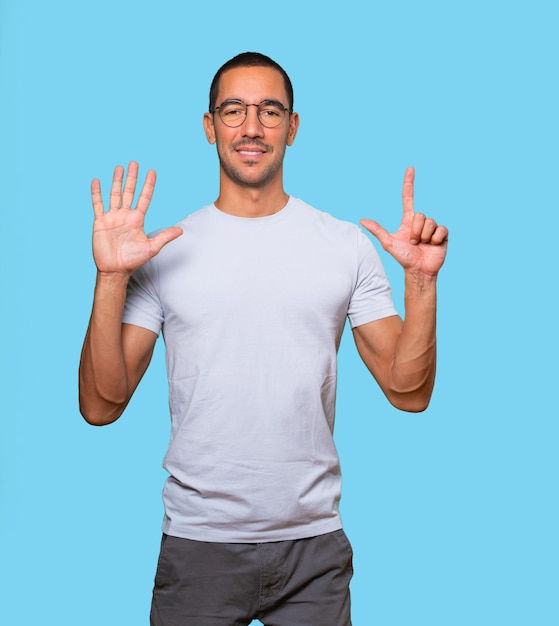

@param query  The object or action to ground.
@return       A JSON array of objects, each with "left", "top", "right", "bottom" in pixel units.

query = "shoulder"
[
  {"left": 290, "top": 197, "right": 369, "bottom": 244},
  {"left": 146, "top": 204, "right": 212, "bottom": 238},
  {"left": 130, "top": 206, "right": 213, "bottom": 279},
  {"left": 174, "top": 204, "right": 213, "bottom": 231},
  {"left": 148, "top": 205, "right": 213, "bottom": 250}
]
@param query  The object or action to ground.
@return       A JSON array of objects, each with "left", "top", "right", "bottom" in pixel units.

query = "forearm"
[
  {"left": 388, "top": 271, "right": 438, "bottom": 411},
  {"left": 79, "top": 272, "right": 131, "bottom": 425}
]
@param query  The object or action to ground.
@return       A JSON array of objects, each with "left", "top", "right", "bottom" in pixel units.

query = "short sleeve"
[
  {"left": 122, "top": 260, "right": 164, "bottom": 336},
  {"left": 347, "top": 230, "right": 398, "bottom": 329}
]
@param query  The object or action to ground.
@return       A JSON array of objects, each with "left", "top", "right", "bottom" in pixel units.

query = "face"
[{"left": 204, "top": 66, "right": 299, "bottom": 190}]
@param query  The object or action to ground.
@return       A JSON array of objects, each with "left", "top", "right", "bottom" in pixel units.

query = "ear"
[
  {"left": 286, "top": 112, "right": 300, "bottom": 146},
  {"left": 203, "top": 112, "right": 216, "bottom": 144}
]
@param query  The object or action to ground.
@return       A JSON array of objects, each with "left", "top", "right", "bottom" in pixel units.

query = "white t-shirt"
[{"left": 123, "top": 197, "right": 397, "bottom": 542}]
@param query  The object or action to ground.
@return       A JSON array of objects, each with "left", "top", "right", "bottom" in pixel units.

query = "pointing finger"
[
  {"left": 135, "top": 169, "right": 157, "bottom": 215},
  {"left": 402, "top": 166, "right": 415, "bottom": 225}
]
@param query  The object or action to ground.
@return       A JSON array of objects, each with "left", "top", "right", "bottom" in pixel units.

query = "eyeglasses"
[{"left": 213, "top": 99, "right": 290, "bottom": 128}]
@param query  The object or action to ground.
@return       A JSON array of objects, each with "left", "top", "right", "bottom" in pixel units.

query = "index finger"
[
  {"left": 135, "top": 169, "right": 157, "bottom": 214},
  {"left": 402, "top": 166, "right": 415, "bottom": 223}
]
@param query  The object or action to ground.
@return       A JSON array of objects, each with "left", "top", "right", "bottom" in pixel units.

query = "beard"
[{"left": 216, "top": 137, "right": 288, "bottom": 189}]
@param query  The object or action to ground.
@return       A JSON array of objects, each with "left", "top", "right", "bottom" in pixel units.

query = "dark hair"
[{"left": 209, "top": 52, "right": 294, "bottom": 113}]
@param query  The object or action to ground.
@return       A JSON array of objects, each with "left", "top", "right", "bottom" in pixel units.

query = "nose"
[{"left": 241, "top": 104, "right": 264, "bottom": 138}]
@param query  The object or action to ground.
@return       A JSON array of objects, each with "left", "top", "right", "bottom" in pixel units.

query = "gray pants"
[{"left": 150, "top": 529, "right": 353, "bottom": 626}]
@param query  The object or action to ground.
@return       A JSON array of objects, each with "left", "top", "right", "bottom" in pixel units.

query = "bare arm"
[
  {"left": 79, "top": 276, "right": 158, "bottom": 426},
  {"left": 78, "top": 162, "right": 182, "bottom": 425},
  {"left": 355, "top": 167, "right": 448, "bottom": 412}
]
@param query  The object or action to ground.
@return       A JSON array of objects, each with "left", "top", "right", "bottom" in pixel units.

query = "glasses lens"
[
  {"left": 217, "top": 101, "right": 287, "bottom": 128},
  {"left": 218, "top": 101, "right": 246, "bottom": 127},
  {"left": 257, "top": 103, "right": 285, "bottom": 128}
]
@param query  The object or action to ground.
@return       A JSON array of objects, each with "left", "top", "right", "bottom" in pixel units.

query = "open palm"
[{"left": 91, "top": 162, "right": 182, "bottom": 275}]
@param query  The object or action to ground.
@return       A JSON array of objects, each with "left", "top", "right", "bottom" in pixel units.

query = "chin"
[{"left": 223, "top": 164, "right": 282, "bottom": 189}]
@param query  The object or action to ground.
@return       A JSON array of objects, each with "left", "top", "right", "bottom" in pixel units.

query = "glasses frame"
[{"left": 213, "top": 99, "right": 291, "bottom": 128}]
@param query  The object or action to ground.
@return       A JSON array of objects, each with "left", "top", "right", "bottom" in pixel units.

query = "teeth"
[{"left": 239, "top": 150, "right": 263, "bottom": 155}]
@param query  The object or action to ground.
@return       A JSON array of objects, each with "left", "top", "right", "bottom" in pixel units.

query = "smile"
[{"left": 237, "top": 149, "right": 266, "bottom": 155}]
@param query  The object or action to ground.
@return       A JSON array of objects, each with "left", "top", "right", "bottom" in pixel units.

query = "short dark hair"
[{"left": 209, "top": 52, "right": 294, "bottom": 113}]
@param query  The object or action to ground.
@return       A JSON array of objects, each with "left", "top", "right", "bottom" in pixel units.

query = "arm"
[
  {"left": 355, "top": 167, "right": 448, "bottom": 412},
  {"left": 78, "top": 162, "right": 182, "bottom": 425}
]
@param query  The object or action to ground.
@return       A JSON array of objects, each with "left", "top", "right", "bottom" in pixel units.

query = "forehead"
[{"left": 216, "top": 66, "right": 288, "bottom": 104}]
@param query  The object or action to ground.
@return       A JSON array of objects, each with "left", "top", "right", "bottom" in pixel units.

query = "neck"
[{"left": 214, "top": 176, "right": 289, "bottom": 218}]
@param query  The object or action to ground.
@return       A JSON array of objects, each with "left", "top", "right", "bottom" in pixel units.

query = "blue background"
[{"left": 1, "top": 0, "right": 557, "bottom": 624}]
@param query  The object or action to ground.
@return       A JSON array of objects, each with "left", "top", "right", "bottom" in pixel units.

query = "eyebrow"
[
  {"left": 258, "top": 99, "right": 286, "bottom": 108},
  {"left": 219, "top": 98, "right": 287, "bottom": 108}
]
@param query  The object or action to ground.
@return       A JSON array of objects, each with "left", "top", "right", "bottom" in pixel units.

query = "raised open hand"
[
  {"left": 91, "top": 161, "right": 183, "bottom": 275},
  {"left": 360, "top": 167, "right": 448, "bottom": 277}
]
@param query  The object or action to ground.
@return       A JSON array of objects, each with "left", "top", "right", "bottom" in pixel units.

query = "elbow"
[
  {"left": 79, "top": 394, "right": 125, "bottom": 427},
  {"left": 80, "top": 410, "right": 118, "bottom": 427},
  {"left": 78, "top": 373, "right": 128, "bottom": 426},
  {"left": 383, "top": 366, "right": 436, "bottom": 413},
  {"left": 390, "top": 395, "right": 431, "bottom": 413},
  {"left": 79, "top": 406, "right": 121, "bottom": 426},
  {"left": 385, "top": 382, "right": 434, "bottom": 413}
]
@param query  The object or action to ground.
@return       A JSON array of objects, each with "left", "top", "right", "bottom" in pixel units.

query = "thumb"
[
  {"left": 360, "top": 218, "right": 391, "bottom": 250},
  {"left": 150, "top": 226, "right": 184, "bottom": 255}
]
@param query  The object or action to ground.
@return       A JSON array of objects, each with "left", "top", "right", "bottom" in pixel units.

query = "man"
[{"left": 79, "top": 52, "right": 448, "bottom": 625}]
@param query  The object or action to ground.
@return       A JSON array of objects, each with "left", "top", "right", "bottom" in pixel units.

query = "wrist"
[
  {"left": 404, "top": 269, "right": 438, "bottom": 293},
  {"left": 95, "top": 270, "right": 132, "bottom": 291}
]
